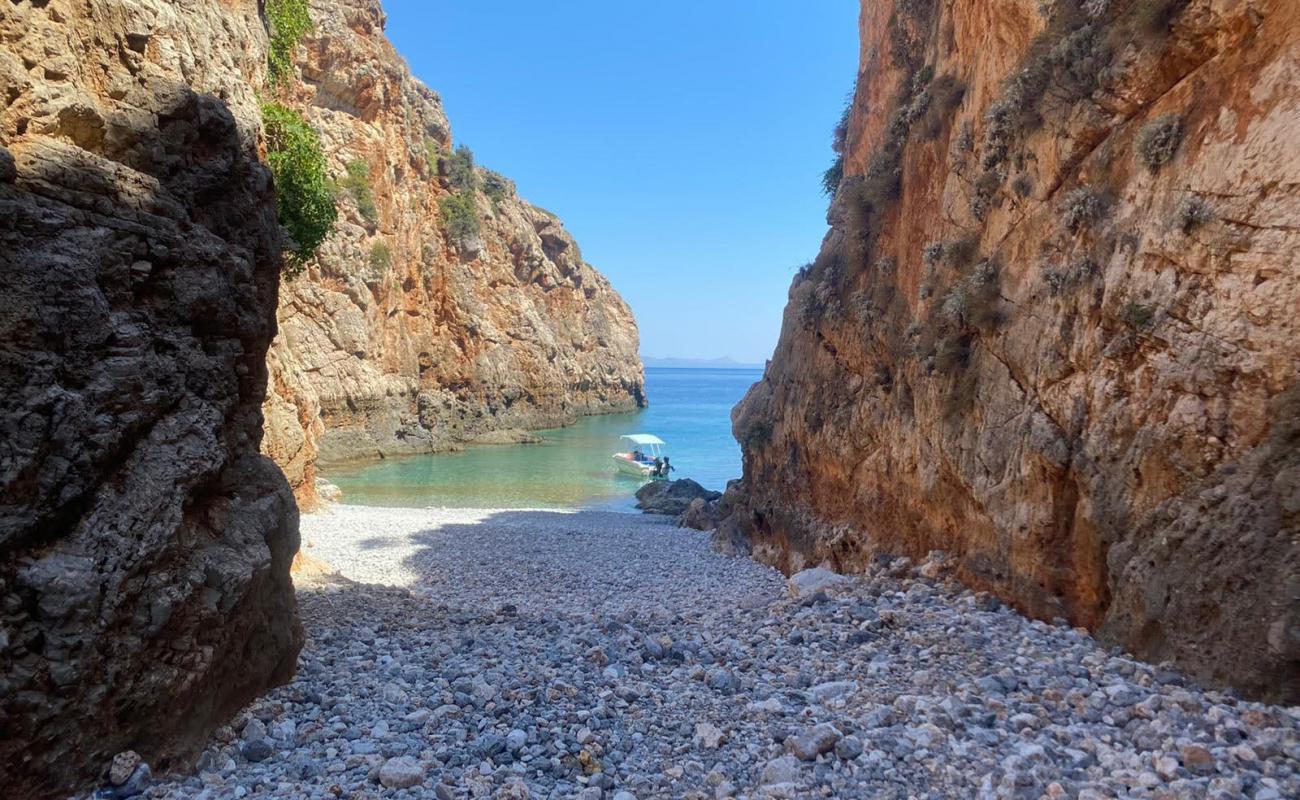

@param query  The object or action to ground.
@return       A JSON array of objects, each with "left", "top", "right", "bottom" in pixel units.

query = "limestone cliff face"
[
  {"left": 0, "top": 0, "right": 300, "bottom": 795},
  {"left": 732, "top": 0, "right": 1299, "bottom": 701},
  {"left": 261, "top": 0, "right": 645, "bottom": 506}
]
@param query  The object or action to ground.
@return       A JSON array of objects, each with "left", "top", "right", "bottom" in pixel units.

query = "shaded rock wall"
[
  {"left": 732, "top": 0, "right": 1299, "bottom": 701},
  {"left": 261, "top": 0, "right": 645, "bottom": 507},
  {"left": 0, "top": 0, "right": 300, "bottom": 795}
]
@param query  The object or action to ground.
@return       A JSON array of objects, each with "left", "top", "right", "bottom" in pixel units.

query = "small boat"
[{"left": 612, "top": 433, "right": 673, "bottom": 479}]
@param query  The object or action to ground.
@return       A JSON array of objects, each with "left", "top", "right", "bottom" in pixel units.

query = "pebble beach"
[{"left": 129, "top": 504, "right": 1299, "bottom": 799}]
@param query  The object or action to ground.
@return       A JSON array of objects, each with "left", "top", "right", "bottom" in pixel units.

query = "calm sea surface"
[{"left": 326, "top": 367, "right": 763, "bottom": 510}]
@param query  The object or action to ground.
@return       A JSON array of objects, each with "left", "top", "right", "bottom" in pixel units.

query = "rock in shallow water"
[{"left": 635, "top": 479, "right": 721, "bottom": 516}]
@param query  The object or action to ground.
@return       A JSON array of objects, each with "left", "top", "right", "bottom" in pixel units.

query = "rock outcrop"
[
  {"left": 0, "top": 0, "right": 301, "bottom": 796},
  {"left": 260, "top": 0, "right": 645, "bottom": 507},
  {"left": 635, "top": 479, "right": 722, "bottom": 517},
  {"left": 731, "top": 0, "right": 1299, "bottom": 701}
]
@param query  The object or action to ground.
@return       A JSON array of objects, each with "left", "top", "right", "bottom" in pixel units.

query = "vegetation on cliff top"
[
  {"left": 442, "top": 145, "right": 479, "bottom": 192},
  {"left": 262, "top": 101, "right": 337, "bottom": 275}
]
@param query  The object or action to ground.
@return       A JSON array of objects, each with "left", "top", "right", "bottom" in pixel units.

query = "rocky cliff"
[
  {"left": 731, "top": 0, "right": 1299, "bottom": 701},
  {"left": 260, "top": 0, "right": 645, "bottom": 506},
  {"left": 0, "top": 0, "right": 301, "bottom": 795}
]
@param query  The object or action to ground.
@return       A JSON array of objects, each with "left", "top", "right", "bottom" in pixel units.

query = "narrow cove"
[{"left": 325, "top": 367, "right": 762, "bottom": 510}]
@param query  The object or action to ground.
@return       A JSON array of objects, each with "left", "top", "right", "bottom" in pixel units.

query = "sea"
[{"left": 325, "top": 366, "right": 764, "bottom": 511}]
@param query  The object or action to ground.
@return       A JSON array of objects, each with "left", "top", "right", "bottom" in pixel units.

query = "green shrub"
[
  {"left": 1042, "top": 257, "right": 1098, "bottom": 296},
  {"left": 266, "top": 0, "right": 311, "bottom": 86},
  {"left": 821, "top": 155, "right": 844, "bottom": 196},
  {"left": 832, "top": 98, "right": 853, "bottom": 154},
  {"left": 1123, "top": 301, "right": 1155, "bottom": 329},
  {"left": 439, "top": 191, "right": 480, "bottom": 242},
  {"left": 1047, "top": 23, "right": 1108, "bottom": 103},
  {"left": 887, "top": 0, "right": 937, "bottom": 70},
  {"left": 1060, "top": 186, "right": 1106, "bottom": 232},
  {"left": 338, "top": 159, "right": 378, "bottom": 224},
  {"left": 261, "top": 101, "right": 336, "bottom": 274},
  {"left": 424, "top": 138, "right": 443, "bottom": 171},
  {"left": 965, "top": 260, "right": 1004, "bottom": 329},
  {"left": 482, "top": 169, "right": 511, "bottom": 205},
  {"left": 1174, "top": 196, "right": 1214, "bottom": 233},
  {"left": 916, "top": 73, "right": 966, "bottom": 141},
  {"left": 1135, "top": 114, "right": 1183, "bottom": 170},
  {"left": 954, "top": 121, "right": 974, "bottom": 154},
  {"left": 861, "top": 151, "right": 901, "bottom": 207},
  {"left": 442, "top": 144, "right": 477, "bottom": 192},
  {"left": 369, "top": 240, "right": 392, "bottom": 269}
]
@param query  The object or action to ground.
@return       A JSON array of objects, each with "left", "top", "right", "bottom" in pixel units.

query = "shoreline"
[{"left": 129, "top": 504, "right": 1297, "bottom": 798}]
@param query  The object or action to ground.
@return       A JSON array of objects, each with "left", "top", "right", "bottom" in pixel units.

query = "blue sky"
[{"left": 382, "top": 2, "right": 860, "bottom": 363}]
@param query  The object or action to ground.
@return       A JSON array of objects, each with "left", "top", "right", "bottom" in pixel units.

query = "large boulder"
[
  {"left": 680, "top": 478, "right": 748, "bottom": 531},
  {"left": 0, "top": 2, "right": 301, "bottom": 796},
  {"left": 635, "top": 479, "right": 721, "bottom": 516}
]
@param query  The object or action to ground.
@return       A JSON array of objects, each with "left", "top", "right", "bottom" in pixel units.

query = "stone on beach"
[
  {"left": 787, "top": 723, "right": 842, "bottom": 761},
  {"left": 786, "top": 567, "right": 850, "bottom": 598},
  {"left": 119, "top": 505, "right": 1300, "bottom": 799},
  {"left": 377, "top": 756, "right": 425, "bottom": 789}
]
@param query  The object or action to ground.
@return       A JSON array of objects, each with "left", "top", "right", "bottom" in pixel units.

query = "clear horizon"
[{"left": 381, "top": 1, "right": 860, "bottom": 363}]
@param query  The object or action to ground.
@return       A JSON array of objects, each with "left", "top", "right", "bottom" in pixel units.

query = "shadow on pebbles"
[{"left": 109, "top": 505, "right": 1297, "bottom": 799}]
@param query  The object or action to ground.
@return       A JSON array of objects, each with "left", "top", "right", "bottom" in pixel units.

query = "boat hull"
[{"left": 612, "top": 454, "right": 654, "bottom": 477}]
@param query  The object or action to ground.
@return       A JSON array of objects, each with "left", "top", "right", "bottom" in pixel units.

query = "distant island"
[{"left": 643, "top": 356, "right": 765, "bottom": 370}]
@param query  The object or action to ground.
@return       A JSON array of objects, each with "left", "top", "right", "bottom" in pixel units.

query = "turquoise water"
[{"left": 326, "top": 367, "right": 763, "bottom": 510}]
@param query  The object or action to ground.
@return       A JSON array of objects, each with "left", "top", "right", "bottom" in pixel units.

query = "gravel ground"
[{"left": 116, "top": 504, "right": 1297, "bottom": 799}]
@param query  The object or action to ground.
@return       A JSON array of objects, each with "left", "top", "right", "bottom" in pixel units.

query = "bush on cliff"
[
  {"left": 482, "top": 169, "right": 511, "bottom": 205},
  {"left": 266, "top": 0, "right": 311, "bottom": 86},
  {"left": 369, "top": 240, "right": 392, "bottom": 270},
  {"left": 439, "top": 191, "right": 480, "bottom": 243},
  {"left": 338, "top": 159, "right": 378, "bottom": 225},
  {"left": 261, "top": 101, "right": 337, "bottom": 274},
  {"left": 442, "top": 145, "right": 478, "bottom": 192},
  {"left": 1135, "top": 114, "right": 1184, "bottom": 171},
  {"left": 821, "top": 155, "right": 844, "bottom": 196}
]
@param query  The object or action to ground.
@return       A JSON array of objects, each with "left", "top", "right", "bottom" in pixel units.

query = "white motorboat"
[{"left": 612, "top": 433, "right": 673, "bottom": 479}]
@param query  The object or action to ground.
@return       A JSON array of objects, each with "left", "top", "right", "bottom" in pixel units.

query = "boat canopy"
[{"left": 620, "top": 433, "right": 665, "bottom": 445}]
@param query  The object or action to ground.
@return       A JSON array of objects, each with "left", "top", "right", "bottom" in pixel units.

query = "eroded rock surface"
[
  {"left": 261, "top": 0, "right": 645, "bottom": 507},
  {"left": 0, "top": 0, "right": 300, "bottom": 796},
  {"left": 730, "top": 0, "right": 1300, "bottom": 701}
]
